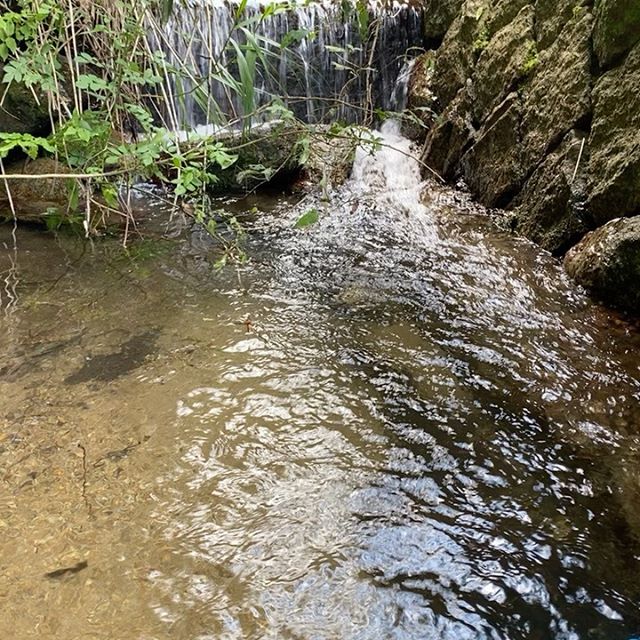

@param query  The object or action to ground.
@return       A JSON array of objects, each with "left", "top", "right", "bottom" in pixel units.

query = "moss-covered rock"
[
  {"left": 189, "top": 122, "right": 356, "bottom": 194},
  {"left": 564, "top": 216, "right": 640, "bottom": 313},
  {"left": 214, "top": 122, "right": 303, "bottom": 191},
  {"left": 520, "top": 10, "right": 593, "bottom": 173},
  {"left": 0, "top": 158, "right": 123, "bottom": 230},
  {"left": 593, "top": 0, "right": 640, "bottom": 68},
  {"left": 471, "top": 4, "right": 535, "bottom": 123},
  {"left": 535, "top": 0, "right": 589, "bottom": 50},
  {"left": 0, "top": 65, "right": 51, "bottom": 136},
  {"left": 0, "top": 158, "right": 74, "bottom": 223},
  {"left": 429, "top": 1, "right": 487, "bottom": 109},
  {"left": 422, "top": 0, "right": 465, "bottom": 43},
  {"left": 302, "top": 127, "right": 358, "bottom": 189},
  {"left": 484, "top": 0, "right": 531, "bottom": 40},
  {"left": 405, "top": 0, "right": 640, "bottom": 315},
  {"left": 461, "top": 93, "right": 523, "bottom": 207},
  {"left": 511, "top": 130, "right": 590, "bottom": 254},
  {"left": 587, "top": 41, "right": 640, "bottom": 226}
]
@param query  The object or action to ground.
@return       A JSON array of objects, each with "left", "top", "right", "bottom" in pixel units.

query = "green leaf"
[
  {"left": 101, "top": 183, "right": 119, "bottom": 208},
  {"left": 281, "top": 28, "right": 311, "bottom": 49},
  {"left": 295, "top": 208, "right": 319, "bottom": 228},
  {"left": 75, "top": 52, "right": 98, "bottom": 65},
  {"left": 76, "top": 73, "right": 110, "bottom": 93}
]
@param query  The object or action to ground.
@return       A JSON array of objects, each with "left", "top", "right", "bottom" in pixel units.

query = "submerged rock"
[{"left": 564, "top": 216, "right": 640, "bottom": 313}]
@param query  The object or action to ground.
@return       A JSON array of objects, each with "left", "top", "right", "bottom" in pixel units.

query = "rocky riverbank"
[{"left": 409, "top": 0, "right": 640, "bottom": 313}]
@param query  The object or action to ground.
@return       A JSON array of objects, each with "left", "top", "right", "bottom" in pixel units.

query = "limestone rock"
[
  {"left": 471, "top": 4, "right": 535, "bottom": 123},
  {"left": 484, "top": 0, "right": 531, "bottom": 39},
  {"left": 535, "top": 0, "right": 589, "bottom": 50},
  {"left": 587, "top": 41, "right": 640, "bottom": 226},
  {"left": 430, "top": 1, "right": 487, "bottom": 108},
  {"left": 511, "top": 130, "right": 590, "bottom": 254},
  {"left": 303, "top": 127, "right": 358, "bottom": 189},
  {"left": 520, "top": 10, "right": 593, "bottom": 174},
  {"left": 421, "top": 86, "right": 473, "bottom": 180},
  {"left": 593, "top": 0, "right": 640, "bottom": 68},
  {"left": 215, "top": 121, "right": 303, "bottom": 191},
  {"left": 461, "top": 93, "right": 523, "bottom": 207},
  {"left": 564, "top": 216, "right": 640, "bottom": 313},
  {"left": 422, "top": 0, "right": 465, "bottom": 43}
]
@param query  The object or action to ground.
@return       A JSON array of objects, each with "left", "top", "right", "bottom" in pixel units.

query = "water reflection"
[{"left": 2, "top": 126, "right": 640, "bottom": 639}]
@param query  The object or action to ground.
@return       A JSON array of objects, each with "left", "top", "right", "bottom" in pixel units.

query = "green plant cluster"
[
  {"left": 0, "top": 0, "right": 316, "bottom": 238},
  {"left": 0, "top": 0, "right": 399, "bottom": 246}
]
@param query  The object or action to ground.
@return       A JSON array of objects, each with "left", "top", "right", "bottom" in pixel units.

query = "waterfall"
[{"left": 148, "top": 0, "right": 424, "bottom": 129}]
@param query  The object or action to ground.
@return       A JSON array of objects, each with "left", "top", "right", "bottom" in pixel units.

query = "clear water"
[{"left": 1, "top": 125, "right": 640, "bottom": 639}]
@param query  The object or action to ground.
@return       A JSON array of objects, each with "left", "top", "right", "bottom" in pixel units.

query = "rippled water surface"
[{"left": 2, "top": 124, "right": 640, "bottom": 639}]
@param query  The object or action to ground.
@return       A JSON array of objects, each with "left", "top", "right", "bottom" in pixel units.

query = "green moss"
[
  {"left": 521, "top": 40, "right": 539, "bottom": 76},
  {"left": 572, "top": 4, "right": 586, "bottom": 19},
  {"left": 473, "top": 25, "right": 490, "bottom": 55}
]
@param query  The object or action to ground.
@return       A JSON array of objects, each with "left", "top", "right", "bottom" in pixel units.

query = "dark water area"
[{"left": 1, "top": 124, "right": 640, "bottom": 639}]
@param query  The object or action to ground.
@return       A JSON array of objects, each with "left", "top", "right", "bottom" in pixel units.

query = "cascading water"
[{"left": 149, "top": 0, "right": 424, "bottom": 128}]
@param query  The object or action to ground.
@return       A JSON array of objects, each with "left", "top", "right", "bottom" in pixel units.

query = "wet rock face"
[
  {"left": 564, "top": 217, "right": 640, "bottom": 314},
  {"left": 587, "top": 41, "right": 640, "bottom": 226},
  {"left": 422, "top": 0, "right": 465, "bottom": 44},
  {"left": 408, "top": 0, "right": 640, "bottom": 312},
  {"left": 593, "top": 0, "right": 640, "bottom": 68},
  {"left": 511, "top": 130, "right": 590, "bottom": 255}
]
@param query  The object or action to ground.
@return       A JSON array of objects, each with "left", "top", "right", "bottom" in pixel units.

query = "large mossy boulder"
[
  {"left": 564, "top": 216, "right": 640, "bottom": 314},
  {"left": 0, "top": 158, "right": 73, "bottom": 223},
  {"left": 180, "top": 122, "right": 357, "bottom": 195},
  {"left": 0, "top": 158, "right": 121, "bottom": 230},
  {"left": 214, "top": 121, "right": 303, "bottom": 191}
]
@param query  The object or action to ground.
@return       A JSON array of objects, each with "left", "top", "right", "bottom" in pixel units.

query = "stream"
[{"left": 2, "top": 121, "right": 640, "bottom": 639}]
